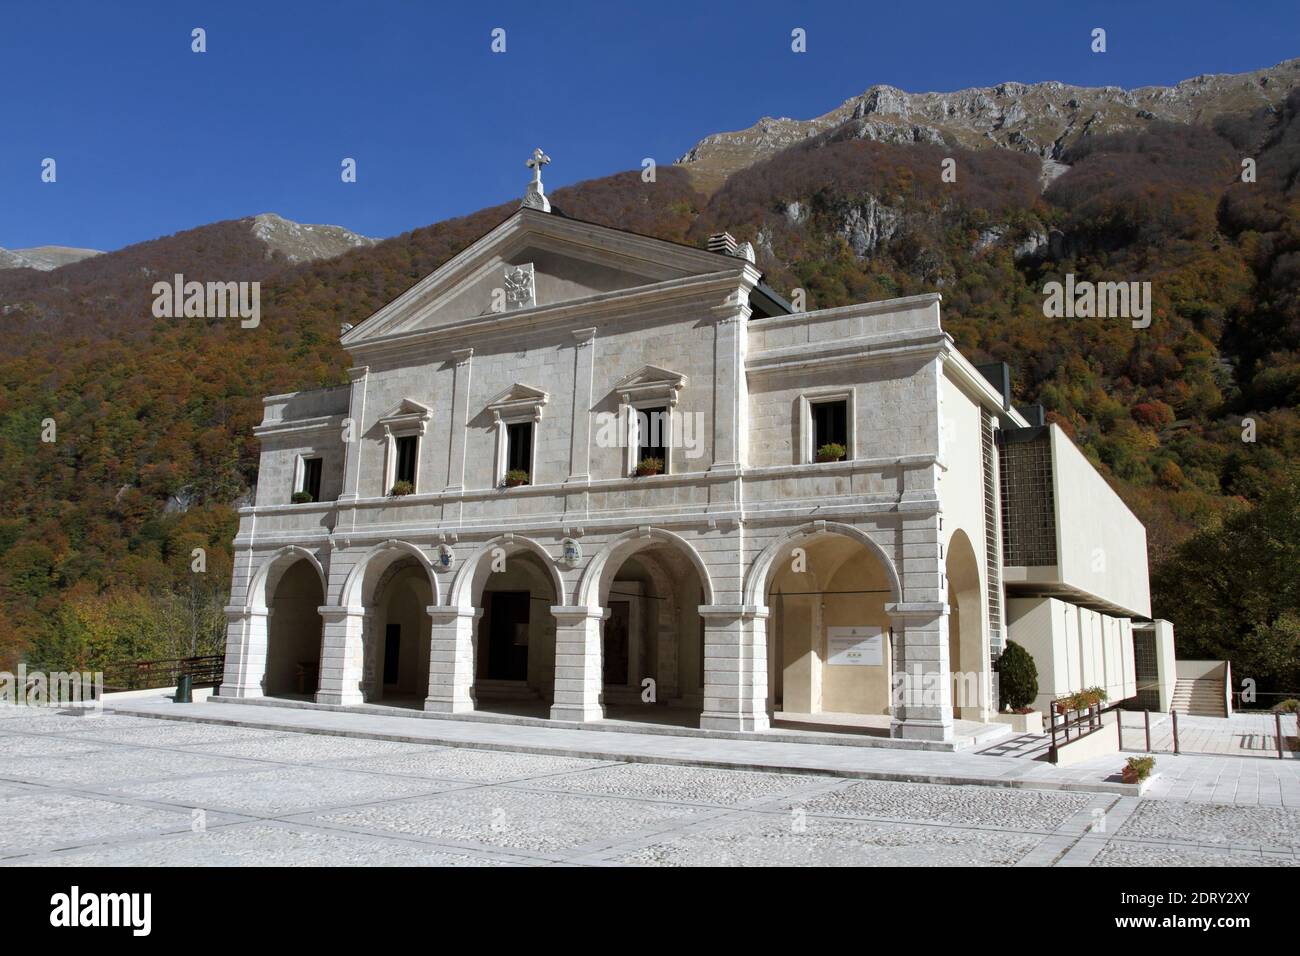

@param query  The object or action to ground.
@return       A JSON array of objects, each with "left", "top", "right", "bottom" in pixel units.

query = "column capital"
[
  {"left": 427, "top": 605, "right": 480, "bottom": 623},
  {"left": 885, "top": 601, "right": 948, "bottom": 620},
  {"left": 550, "top": 605, "right": 608, "bottom": 623},
  {"left": 697, "top": 604, "right": 769, "bottom": 622},
  {"left": 317, "top": 604, "right": 368, "bottom": 621}
]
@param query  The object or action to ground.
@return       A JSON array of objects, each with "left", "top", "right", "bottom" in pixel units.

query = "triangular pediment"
[
  {"left": 487, "top": 383, "right": 549, "bottom": 410},
  {"left": 378, "top": 398, "right": 433, "bottom": 426},
  {"left": 612, "top": 364, "right": 688, "bottom": 405},
  {"left": 340, "top": 209, "right": 747, "bottom": 348},
  {"left": 614, "top": 365, "right": 687, "bottom": 391}
]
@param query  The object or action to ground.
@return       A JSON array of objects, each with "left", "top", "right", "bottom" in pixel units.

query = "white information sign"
[{"left": 826, "top": 626, "right": 883, "bottom": 666}]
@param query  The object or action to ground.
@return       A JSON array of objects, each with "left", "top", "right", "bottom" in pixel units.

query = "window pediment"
[
  {"left": 613, "top": 364, "right": 687, "bottom": 407},
  {"left": 379, "top": 398, "right": 433, "bottom": 436},
  {"left": 487, "top": 383, "right": 548, "bottom": 422}
]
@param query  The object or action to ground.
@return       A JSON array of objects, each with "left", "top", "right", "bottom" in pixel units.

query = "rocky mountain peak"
[
  {"left": 676, "top": 57, "right": 1300, "bottom": 192},
  {"left": 249, "top": 212, "right": 376, "bottom": 264}
]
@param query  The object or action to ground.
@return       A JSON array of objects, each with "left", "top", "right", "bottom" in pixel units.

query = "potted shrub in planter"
[
  {"left": 815, "top": 442, "right": 847, "bottom": 463},
  {"left": 1121, "top": 755, "right": 1155, "bottom": 785},
  {"left": 635, "top": 457, "right": 664, "bottom": 477},
  {"left": 503, "top": 469, "right": 530, "bottom": 488},
  {"left": 992, "top": 641, "right": 1042, "bottom": 733},
  {"left": 291, "top": 491, "right": 314, "bottom": 504},
  {"left": 389, "top": 480, "right": 414, "bottom": 497}
]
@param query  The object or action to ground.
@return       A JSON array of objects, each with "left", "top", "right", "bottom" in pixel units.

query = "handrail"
[
  {"left": 1046, "top": 701, "right": 1121, "bottom": 764},
  {"left": 100, "top": 654, "right": 225, "bottom": 693}
]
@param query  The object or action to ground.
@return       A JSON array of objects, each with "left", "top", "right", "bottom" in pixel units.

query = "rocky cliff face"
[
  {"left": 249, "top": 213, "right": 375, "bottom": 264},
  {"left": 0, "top": 245, "right": 103, "bottom": 271},
  {"left": 677, "top": 58, "right": 1300, "bottom": 191}
]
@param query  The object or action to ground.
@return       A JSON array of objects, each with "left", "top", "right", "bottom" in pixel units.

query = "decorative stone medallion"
[
  {"left": 559, "top": 537, "right": 582, "bottom": 568},
  {"left": 434, "top": 544, "right": 456, "bottom": 572},
  {"left": 503, "top": 263, "right": 536, "bottom": 310}
]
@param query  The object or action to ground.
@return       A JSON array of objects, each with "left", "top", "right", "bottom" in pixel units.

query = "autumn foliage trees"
[{"left": 1, "top": 102, "right": 1298, "bottom": 678}]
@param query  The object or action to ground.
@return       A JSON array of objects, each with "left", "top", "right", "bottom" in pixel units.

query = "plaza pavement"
[{"left": 0, "top": 700, "right": 1296, "bottom": 867}]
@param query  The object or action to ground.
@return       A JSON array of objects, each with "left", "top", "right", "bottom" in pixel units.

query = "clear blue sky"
[{"left": 2, "top": 0, "right": 1296, "bottom": 251}]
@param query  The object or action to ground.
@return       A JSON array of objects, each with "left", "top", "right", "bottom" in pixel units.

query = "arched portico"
[
  {"left": 318, "top": 540, "right": 440, "bottom": 707},
  {"left": 220, "top": 546, "right": 327, "bottom": 700},
  {"left": 946, "top": 529, "right": 989, "bottom": 721},
  {"left": 755, "top": 524, "right": 902, "bottom": 733},
  {"left": 426, "top": 535, "right": 563, "bottom": 715},
  {"left": 549, "top": 528, "right": 713, "bottom": 724}
]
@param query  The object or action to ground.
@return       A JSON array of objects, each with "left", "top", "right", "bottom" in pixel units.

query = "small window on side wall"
[
  {"left": 812, "top": 399, "right": 848, "bottom": 461},
  {"left": 299, "top": 457, "right": 322, "bottom": 502}
]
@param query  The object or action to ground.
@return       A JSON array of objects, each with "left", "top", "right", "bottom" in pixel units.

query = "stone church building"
[{"left": 219, "top": 154, "right": 1166, "bottom": 743}]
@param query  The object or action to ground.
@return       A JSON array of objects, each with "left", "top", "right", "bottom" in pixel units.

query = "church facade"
[{"left": 219, "top": 155, "right": 1159, "bottom": 743}]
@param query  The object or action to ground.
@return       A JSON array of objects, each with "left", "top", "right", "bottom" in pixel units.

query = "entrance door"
[
  {"left": 604, "top": 601, "right": 630, "bottom": 685},
  {"left": 384, "top": 623, "right": 401, "bottom": 685},
  {"left": 486, "top": 591, "right": 530, "bottom": 680}
]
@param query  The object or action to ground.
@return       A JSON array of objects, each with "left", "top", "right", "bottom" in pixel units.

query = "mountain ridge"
[{"left": 676, "top": 57, "right": 1300, "bottom": 190}]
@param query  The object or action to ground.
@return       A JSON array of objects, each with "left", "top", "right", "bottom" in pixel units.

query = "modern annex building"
[{"left": 219, "top": 155, "right": 1173, "bottom": 743}]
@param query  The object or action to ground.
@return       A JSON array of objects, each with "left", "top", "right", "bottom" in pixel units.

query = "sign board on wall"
[{"left": 826, "top": 626, "right": 883, "bottom": 666}]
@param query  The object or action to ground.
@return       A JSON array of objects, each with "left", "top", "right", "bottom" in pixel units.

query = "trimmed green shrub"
[{"left": 996, "top": 640, "right": 1039, "bottom": 711}]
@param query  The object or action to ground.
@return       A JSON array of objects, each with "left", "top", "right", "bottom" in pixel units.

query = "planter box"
[{"left": 992, "top": 710, "right": 1044, "bottom": 735}]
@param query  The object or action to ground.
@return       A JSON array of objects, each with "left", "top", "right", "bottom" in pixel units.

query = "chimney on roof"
[
  {"left": 708, "top": 232, "right": 738, "bottom": 256},
  {"left": 707, "top": 231, "right": 757, "bottom": 264}
]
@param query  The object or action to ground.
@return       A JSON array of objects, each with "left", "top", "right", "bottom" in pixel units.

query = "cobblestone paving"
[
  {"left": 1, "top": 707, "right": 1297, "bottom": 867},
  {"left": 791, "top": 779, "right": 1094, "bottom": 831}
]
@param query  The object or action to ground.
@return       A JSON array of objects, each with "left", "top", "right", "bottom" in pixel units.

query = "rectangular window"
[
  {"left": 301, "top": 457, "right": 322, "bottom": 502},
  {"left": 637, "top": 406, "right": 668, "bottom": 465},
  {"left": 395, "top": 435, "right": 418, "bottom": 485},
  {"left": 506, "top": 421, "right": 533, "bottom": 476},
  {"left": 812, "top": 400, "right": 848, "bottom": 455}
]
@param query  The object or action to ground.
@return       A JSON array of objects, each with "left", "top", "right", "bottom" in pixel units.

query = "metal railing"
[
  {"left": 1046, "top": 701, "right": 1120, "bottom": 763},
  {"left": 101, "top": 655, "right": 225, "bottom": 694}
]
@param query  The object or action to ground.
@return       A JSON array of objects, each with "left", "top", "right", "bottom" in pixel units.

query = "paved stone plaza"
[{"left": 1, "top": 705, "right": 1297, "bottom": 866}]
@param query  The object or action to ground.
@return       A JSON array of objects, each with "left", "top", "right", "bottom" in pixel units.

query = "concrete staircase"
[{"left": 1171, "top": 677, "right": 1227, "bottom": 717}]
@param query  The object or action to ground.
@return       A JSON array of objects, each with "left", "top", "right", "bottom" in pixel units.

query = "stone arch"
[
  {"left": 743, "top": 521, "right": 902, "bottom": 607},
  {"left": 945, "top": 527, "right": 988, "bottom": 720},
  {"left": 577, "top": 528, "right": 715, "bottom": 610},
  {"left": 449, "top": 534, "right": 565, "bottom": 610},
  {"left": 339, "top": 539, "right": 441, "bottom": 609},
  {"left": 245, "top": 545, "right": 327, "bottom": 611}
]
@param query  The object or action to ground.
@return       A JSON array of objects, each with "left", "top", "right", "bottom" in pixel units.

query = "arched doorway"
[
  {"left": 765, "top": 532, "right": 896, "bottom": 730},
  {"left": 263, "top": 558, "right": 325, "bottom": 699},
  {"left": 578, "top": 531, "right": 712, "bottom": 727},
  {"left": 472, "top": 547, "right": 559, "bottom": 716},
  {"left": 945, "top": 529, "right": 988, "bottom": 721},
  {"left": 370, "top": 560, "right": 433, "bottom": 706},
  {"left": 337, "top": 541, "right": 441, "bottom": 708}
]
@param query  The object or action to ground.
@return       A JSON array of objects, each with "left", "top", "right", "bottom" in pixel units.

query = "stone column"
[
  {"left": 550, "top": 606, "right": 606, "bottom": 722},
  {"left": 699, "top": 605, "right": 770, "bottom": 731},
  {"left": 887, "top": 601, "right": 954, "bottom": 742},
  {"left": 218, "top": 606, "right": 270, "bottom": 698},
  {"left": 316, "top": 605, "right": 367, "bottom": 706},
  {"left": 425, "top": 606, "right": 479, "bottom": 713}
]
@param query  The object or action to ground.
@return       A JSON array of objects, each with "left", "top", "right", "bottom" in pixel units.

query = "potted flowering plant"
[
  {"left": 291, "top": 491, "right": 314, "bottom": 504},
  {"left": 635, "top": 457, "right": 664, "bottom": 477},
  {"left": 389, "top": 480, "right": 414, "bottom": 497},
  {"left": 504, "top": 469, "right": 530, "bottom": 488},
  {"left": 1121, "top": 755, "right": 1155, "bottom": 785},
  {"left": 815, "top": 442, "right": 846, "bottom": 463}
]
